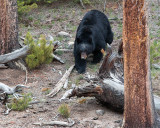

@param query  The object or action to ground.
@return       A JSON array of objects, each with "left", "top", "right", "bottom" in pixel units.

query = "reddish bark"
[
  {"left": 122, "top": 0, "right": 157, "bottom": 127},
  {"left": 0, "top": 0, "right": 19, "bottom": 55}
]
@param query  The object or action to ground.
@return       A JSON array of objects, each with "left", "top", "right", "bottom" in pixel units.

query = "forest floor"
[{"left": 0, "top": 0, "right": 160, "bottom": 128}]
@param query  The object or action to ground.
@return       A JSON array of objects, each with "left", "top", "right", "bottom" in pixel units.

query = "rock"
[
  {"left": 72, "top": 84, "right": 76, "bottom": 88},
  {"left": 152, "top": 64, "right": 160, "bottom": 69},
  {"left": 68, "top": 41, "right": 74, "bottom": 45},
  {"left": 58, "top": 31, "right": 71, "bottom": 38},
  {"left": 47, "top": 34, "right": 54, "bottom": 42},
  {"left": 68, "top": 41, "right": 74, "bottom": 47},
  {"left": 95, "top": 109, "right": 105, "bottom": 116},
  {"left": 92, "top": 117, "right": 99, "bottom": 120},
  {"left": 45, "top": 19, "right": 52, "bottom": 24}
]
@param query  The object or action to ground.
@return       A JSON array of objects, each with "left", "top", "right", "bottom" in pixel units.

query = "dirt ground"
[{"left": 0, "top": 0, "right": 160, "bottom": 128}]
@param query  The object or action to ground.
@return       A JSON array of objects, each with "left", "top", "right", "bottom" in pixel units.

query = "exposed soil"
[{"left": 0, "top": 0, "right": 159, "bottom": 128}]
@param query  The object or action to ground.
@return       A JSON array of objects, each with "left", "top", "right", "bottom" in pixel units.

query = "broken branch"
[
  {"left": 52, "top": 54, "right": 65, "bottom": 64},
  {"left": 0, "top": 46, "right": 29, "bottom": 64},
  {"left": 47, "top": 65, "right": 74, "bottom": 97},
  {"left": 33, "top": 120, "right": 75, "bottom": 127}
]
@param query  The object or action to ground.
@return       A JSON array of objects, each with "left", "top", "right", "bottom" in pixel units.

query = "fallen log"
[
  {"left": 0, "top": 46, "right": 29, "bottom": 64},
  {"left": 61, "top": 46, "right": 160, "bottom": 115},
  {"left": 0, "top": 45, "right": 65, "bottom": 65},
  {"left": 61, "top": 82, "right": 160, "bottom": 114}
]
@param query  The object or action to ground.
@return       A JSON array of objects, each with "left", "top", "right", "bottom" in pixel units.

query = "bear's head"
[{"left": 76, "top": 26, "right": 95, "bottom": 59}]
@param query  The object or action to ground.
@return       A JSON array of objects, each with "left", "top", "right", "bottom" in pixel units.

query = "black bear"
[{"left": 74, "top": 10, "right": 113, "bottom": 73}]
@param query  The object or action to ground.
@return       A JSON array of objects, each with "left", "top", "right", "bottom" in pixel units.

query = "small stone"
[
  {"left": 39, "top": 118, "right": 43, "bottom": 121},
  {"left": 114, "top": 120, "right": 121, "bottom": 123},
  {"left": 68, "top": 41, "right": 74, "bottom": 46},
  {"left": 22, "top": 115, "right": 27, "bottom": 118},
  {"left": 52, "top": 68, "right": 56, "bottom": 72},
  {"left": 96, "top": 109, "right": 105, "bottom": 116},
  {"left": 26, "top": 110, "right": 30, "bottom": 113},
  {"left": 72, "top": 84, "right": 76, "bottom": 88},
  {"left": 92, "top": 117, "right": 99, "bottom": 120},
  {"left": 58, "top": 31, "right": 71, "bottom": 38}
]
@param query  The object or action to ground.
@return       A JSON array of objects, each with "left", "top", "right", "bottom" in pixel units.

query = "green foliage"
[
  {"left": 58, "top": 104, "right": 70, "bottom": 118},
  {"left": 74, "top": 0, "right": 91, "bottom": 4},
  {"left": 150, "top": 40, "right": 160, "bottom": 68},
  {"left": 17, "top": 0, "right": 59, "bottom": 16},
  {"left": 18, "top": 1, "right": 38, "bottom": 16},
  {"left": 25, "top": 32, "right": 53, "bottom": 69},
  {"left": 9, "top": 93, "right": 32, "bottom": 111},
  {"left": 55, "top": 50, "right": 63, "bottom": 56}
]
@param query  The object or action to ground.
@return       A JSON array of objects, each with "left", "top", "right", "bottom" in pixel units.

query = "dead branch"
[
  {"left": 14, "top": 60, "right": 28, "bottom": 84},
  {"left": 80, "top": 0, "right": 85, "bottom": 9},
  {"left": 47, "top": 65, "right": 74, "bottom": 97},
  {"left": 0, "top": 82, "right": 28, "bottom": 103},
  {"left": 33, "top": 119, "right": 75, "bottom": 127},
  {"left": 0, "top": 44, "right": 64, "bottom": 67},
  {"left": 0, "top": 82, "right": 27, "bottom": 94},
  {"left": 63, "top": 79, "right": 69, "bottom": 89},
  {"left": 0, "top": 46, "right": 29, "bottom": 64},
  {"left": 0, "top": 64, "right": 8, "bottom": 69},
  {"left": 103, "top": 0, "right": 106, "bottom": 12},
  {"left": 52, "top": 54, "right": 65, "bottom": 64},
  {"left": 4, "top": 103, "right": 12, "bottom": 115},
  {"left": 56, "top": 49, "right": 73, "bottom": 52}
]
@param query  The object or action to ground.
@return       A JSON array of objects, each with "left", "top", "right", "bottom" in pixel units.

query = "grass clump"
[
  {"left": 24, "top": 32, "right": 53, "bottom": 69},
  {"left": 150, "top": 40, "right": 160, "bottom": 68},
  {"left": 58, "top": 104, "right": 70, "bottom": 118},
  {"left": 9, "top": 93, "right": 32, "bottom": 111},
  {"left": 74, "top": 0, "right": 91, "bottom": 4}
]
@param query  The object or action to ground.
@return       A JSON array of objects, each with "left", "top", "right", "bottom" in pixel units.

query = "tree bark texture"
[
  {"left": 0, "top": 0, "right": 19, "bottom": 55},
  {"left": 123, "top": 0, "right": 157, "bottom": 128}
]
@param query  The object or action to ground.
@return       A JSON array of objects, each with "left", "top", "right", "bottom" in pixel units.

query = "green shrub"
[
  {"left": 17, "top": 0, "right": 58, "bottom": 16},
  {"left": 24, "top": 32, "right": 53, "bottom": 69},
  {"left": 74, "top": 0, "right": 91, "bottom": 4},
  {"left": 18, "top": 1, "right": 38, "bottom": 16},
  {"left": 150, "top": 40, "right": 160, "bottom": 68},
  {"left": 9, "top": 93, "right": 32, "bottom": 111},
  {"left": 58, "top": 104, "right": 70, "bottom": 118}
]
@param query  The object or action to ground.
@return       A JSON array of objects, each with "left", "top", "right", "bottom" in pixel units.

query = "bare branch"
[
  {"left": 0, "top": 82, "right": 28, "bottom": 95},
  {"left": 33, "top": 119, "right": 75, "bottom": 127},
  {"left": 47, "top": 65, "right": 74, "bottom": 97},
  {"left": 80, "top": 0, "right": 85, "bottom": 9},
  {"left": 0, "top": 46, "right": 29, "bottom": 64},
  {"left": 52, "top": 54, "right": 65, "bottom": 64}
]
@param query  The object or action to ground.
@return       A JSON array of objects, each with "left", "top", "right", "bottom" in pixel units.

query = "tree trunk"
[
  {"left": 0, "top": 0, "right": 19, "bottom": 55},
  {"left": 122, "top": 0, "right": 157, "bottom": 127}
]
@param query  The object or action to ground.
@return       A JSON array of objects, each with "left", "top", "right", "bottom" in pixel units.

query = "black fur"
[{"left": 74, "top": 10, "right": 113, "bottom": 73}]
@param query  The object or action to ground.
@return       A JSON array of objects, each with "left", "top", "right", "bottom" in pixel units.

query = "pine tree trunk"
[
  {"left": 0, "top": 0, "right": 19, "bottom": 55},
  {"left": 122, "top": 0, "right": 157, "bottom": 127}
]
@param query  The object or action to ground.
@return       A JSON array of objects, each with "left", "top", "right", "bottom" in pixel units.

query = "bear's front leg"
[
  {"left": 74, "top": 53, "right": 87, "bottom": 73},
  {"left": 92, "top": 50, "right": 103, "bottom": 64}
]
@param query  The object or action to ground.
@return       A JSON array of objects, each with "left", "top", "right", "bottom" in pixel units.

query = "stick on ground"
[{"left": 47, "top": 65, "right": 74, "bottom": 97}]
